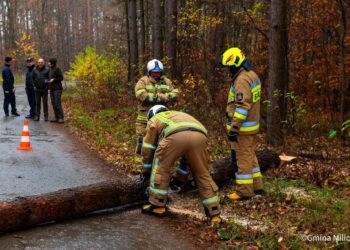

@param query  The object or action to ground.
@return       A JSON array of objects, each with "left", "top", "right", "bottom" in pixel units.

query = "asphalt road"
[{"left": 0, "top": 84, "right": 196, "bottom": 250}]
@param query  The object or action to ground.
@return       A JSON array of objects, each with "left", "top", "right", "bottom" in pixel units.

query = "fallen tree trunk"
[{"left": 0, "top": 150, "right": 280, "bottom": 233}]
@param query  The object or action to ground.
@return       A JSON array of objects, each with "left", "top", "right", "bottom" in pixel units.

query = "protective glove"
[{"left": 228, "top": 131, "right": 238, "bottom": 142}]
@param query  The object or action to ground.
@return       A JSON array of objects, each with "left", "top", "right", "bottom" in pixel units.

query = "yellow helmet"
[{"left": 221, "top": 47, "right": 245, "bottom": 67}]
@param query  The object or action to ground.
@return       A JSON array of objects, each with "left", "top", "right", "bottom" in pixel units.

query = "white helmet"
[
  {"left": 147, "top": 59, "right": 164, "bottom": 75},
  {"left": 147, "top": 105, "right": 168, "bottom": 120}
]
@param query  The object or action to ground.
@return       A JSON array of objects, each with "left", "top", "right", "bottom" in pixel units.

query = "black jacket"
[
  {"left": 2, "top": 64, "right": 14, "bottom": 91},
  {"left": 49, "top": 67, "right": 63, "bottom": 91},
  {"left": 25, "top": 65, "right": 35, "bottom": 90},
  {"left": 32, "top": 66, "right": 50, "bottom": 90}
]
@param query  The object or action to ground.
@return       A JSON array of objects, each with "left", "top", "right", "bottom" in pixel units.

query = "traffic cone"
[{"left": 17, "top": 120, "right": 32, "bottom": 150}]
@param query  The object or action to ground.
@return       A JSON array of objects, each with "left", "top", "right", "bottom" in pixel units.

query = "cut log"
[{"left": 0, "top": 150, "right": 280, "bottom": 233}]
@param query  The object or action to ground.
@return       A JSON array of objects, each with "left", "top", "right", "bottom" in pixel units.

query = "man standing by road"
[
  {"left": 2, "top": 56, "right": 20, "bottom": 117},
  {"left": 25, "top": 57, "right": 36, "bottom": 119},
  {"left": 31, "top": 58, "right": 49, "bottom": 121},
  {"left": 48, "top": 58, "right": 64, "bottom": 123},
  {"left": 220, "top": 47, "right": 264, "bottom": 201}
]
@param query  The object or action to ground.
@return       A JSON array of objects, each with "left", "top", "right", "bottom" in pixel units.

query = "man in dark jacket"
[
  {"left": 48, "top": 58, "right": 64, "bottom": 123},
  {"left": 2, "top": 56, "right": 19, "bottom": 117},
  {"left": 25, "top": 57, "right": 36, "bottom": 119},
  {"left": 31, "top": 58, "right": 49, "bottom": 121}
]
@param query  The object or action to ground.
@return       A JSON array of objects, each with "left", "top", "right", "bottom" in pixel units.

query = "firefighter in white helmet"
[{"left": 134, "top": 59, "right": 179, "bottom": 173}]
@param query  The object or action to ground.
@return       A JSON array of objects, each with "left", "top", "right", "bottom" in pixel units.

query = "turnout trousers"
[
  {"left": 230, "top": 134, "right": 263, "bottom": 197},
  {"left": 149, "top": 131, "right": 220, "bottom": 217}
]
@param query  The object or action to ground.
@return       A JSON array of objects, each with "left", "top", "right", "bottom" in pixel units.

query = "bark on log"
[{"left": 0, "top": 150, "right": 280, "bottom": 233}]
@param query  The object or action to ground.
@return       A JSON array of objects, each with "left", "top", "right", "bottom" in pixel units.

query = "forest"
[{"left": 0, "top": 0, "right": 349, "bottom": 248}]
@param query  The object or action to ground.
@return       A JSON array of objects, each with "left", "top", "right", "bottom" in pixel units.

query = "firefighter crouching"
[
  {"left": 140, "top": 105, "right": 221, "bottom": 224},
  {"left": 220, "top": 47, "right": 264, "bottom": 200},
  {"left": 134, "top": 59, "right": 179, "bottom": 173}
]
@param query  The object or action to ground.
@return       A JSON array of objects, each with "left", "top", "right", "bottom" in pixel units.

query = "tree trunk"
[
  {"left": 166, "top": 0, "right": 177, "bottom": 78},
  {"left": 128, "top": 0, "right": 138, "bottom": 80},
  {"left": 266, "top": 0, "right": 288, "bottom": 146},
  {"left": 152, "top": 0, "right": 163, "bottom": 59},
  {"left": 0, "top": 151, "right": 280, "bottom": 233},
  {"left": 138, "top": 0, "right": 146, "bottom": 63}
]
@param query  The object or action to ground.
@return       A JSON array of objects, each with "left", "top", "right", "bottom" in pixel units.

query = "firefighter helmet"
[
  {"left": 221, "top": 47, "right": 246, "bottom": 67},
  {"left": 147, "top": 105, "right": 168, "bottom": 120},
  {"left": 147, "top": 59, "right": 164, "bottom": 75}
]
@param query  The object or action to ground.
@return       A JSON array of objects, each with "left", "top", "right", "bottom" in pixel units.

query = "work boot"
[
  {"left": 5, "top": 113, "right": 9, "bottom": 117},
  {"left": 33, "top": 116, "right": 39, "bottom": 121},
  {"left": 210, "top": 215, "right": 222, "bottom": 226},
  {"left": 26, "top": 114, "right": 34, "bottom": 119},
  {"left": 254, "top": 189, "right": 266, "bottom": 196},
  {"left": 12, "top": 112, "right": 20, "bottom": 116},
  {"left": 58, "top": 118, "right": 64, "bottom": 124},
  {"left": 141, "top": 203, "right": 166, "bottom": 217},
  {"left": 44, "top": 117, "right": 49, "bottom": 122},
  {"left": 50, "top": 119, "right": 58, "bottom": 123},
  {"left": 227, "top": 192, "right": 250, "bottom": 201}
]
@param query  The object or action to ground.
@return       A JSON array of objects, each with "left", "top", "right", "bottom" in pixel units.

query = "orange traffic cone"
[{"left": 17, "top": 120, "right": 32, "bottom": 150}]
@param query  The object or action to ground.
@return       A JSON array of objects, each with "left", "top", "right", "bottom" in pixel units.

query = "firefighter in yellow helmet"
[
  {"left": 140, "top": 105, "right": 221, "bottom": 225},
  {"left": 134, "top": 59, "right": 179, "bottom": 173},
  {"left": 220, "top": 47, "right": 264, "bottom": 200}
]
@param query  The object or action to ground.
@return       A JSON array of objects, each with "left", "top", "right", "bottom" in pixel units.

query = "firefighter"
[
  {"left": 140, "top": 105, "right": 221, "bottom": 225},
  {"left": 220, "top": 47, "right": 264, "bottom": 201},
  {"left": 134, "top": 59, "right": 179, "bottom": 173}
]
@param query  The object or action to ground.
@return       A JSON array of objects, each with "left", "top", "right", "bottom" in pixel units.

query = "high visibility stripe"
[
  {"left": 155, "top": 84, "right": 169, "bottom": 89},
  {"left": 136, "top": 89, "right": 146, "bottom": 97},
  {"left": 236, "top": 173, "right": 253, "bottom": 179},
  {"left": 252, "top": 167, "right": 261, "bottom": 173},
  {"left": 151, "top": 158, "right": 159, "bottom": 189},
  {"left": 228, "top": 86, "right": 235, "bottom": 102},
  {"left": 162, "top": 122, "right": 207, "bottom": 137},
  {"left": 202, "top": 195, "right": 219, "bottom": 205},
  {"left": 249, "top": 79, "right": 261, "bottom": 91},
  {"left": 150, "top": 187, "right": 168, "bottom": 195},
  {"left": 172, "top": 89, "right": 179, "bottom": 93},
  {"left": 240, "top": 122, "right": 259, "bottom": 132},
  {"left": 176, "top": 165, "right": 189, "bottom": 175},
  {"left": 236, "top": 173, "right": 253, "bottom": 184},
  {"left": 251, "top": 85, "right": 261, "bottom": 94},
  {"left": 149, "top": 93, "right": 154, "bottom": 102},
  {"left": 234, "top": 112, "right": 247, "bottom": 120},
  {"left": 235, "top": 108, "right": 248, "bottom": 116},
  {"left": 253, "top": 172, "right": 262, "bottom": 178},
  {"left": 142, "top": 163, "right": 152, "bottom": 169},
  {"left": 236, "top": 179, "right": 254, "bottom": 184},
  {"left": 137, "top": 115, "right": 148, "bottom": 122},
  {"left": 142, "top": 142, "right": 156, "bottom": 150},
  {"left": 146, "top": 85, "right": 155, "bottom": 90},
  {"left": 149, "top": 158, "right": 168, "bottom": 195},
  {"left": 226, "top": 122, "right": 231, "bottom": 131}
]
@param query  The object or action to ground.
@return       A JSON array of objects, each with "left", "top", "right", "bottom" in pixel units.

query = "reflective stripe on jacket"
[
  {"left": 141, "top": 111, "right": 207, "bottom": 167},
  {"left": 135, "top": 75, "right": 179, "bottom": 124},
  {"left": 226, "top": 69, "right": 261, "bottom": 135}
]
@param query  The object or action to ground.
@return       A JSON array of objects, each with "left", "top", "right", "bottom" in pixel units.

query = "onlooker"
[
  {"left": 25, "top": 57, "right": 36, "bottom": 119},
  {"left": 2, "top": 56, "right": 19, "bottom": 117},
  {"left": 48, "top": 58, "right": 64, "bottom": 123},
  {"left": 31, "top": 58, "right": 49, "bottom": 121}
]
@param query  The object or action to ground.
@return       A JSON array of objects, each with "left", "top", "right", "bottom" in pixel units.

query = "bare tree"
[
  {"left": 166, "top": 0, "right": 177, "bottom": 78},
  {"left": 128, "top": 0, "right": 138, "bottom": 80},
  {"left": 266, "top": 0, "right": 288, "bottom": 146},
  {"left": 152, "top": 0, "right": 163, "bottom": 59}
]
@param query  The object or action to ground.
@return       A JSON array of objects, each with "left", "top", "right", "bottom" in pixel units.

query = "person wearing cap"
[
  {"left": 48, "top": 58, "right": 64, "bottom": 123},
  {"left": 2, "top": 56, "right": 19, "bottom": 117},
  {"left": 25, "top": 57, "right": 36, "bottom": 119}
]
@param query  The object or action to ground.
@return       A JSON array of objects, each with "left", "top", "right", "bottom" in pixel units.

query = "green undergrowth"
[{"left": 219, "top": 178, "right": 350, "bottom": 249}]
